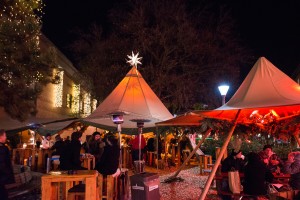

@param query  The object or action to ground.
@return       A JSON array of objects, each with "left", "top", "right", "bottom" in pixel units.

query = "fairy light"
[
  {"left": 0, "top": 0, "right": 52, "bottom": 90},
  {"left": 92, "top": 99, "right": 97, "bottom": 111},
  {"left": 72, "top": 84, "right": 80, "bottom": 114},
  {"left": 54, "top": 71, "right": 64, "bottom": 107},
  {"left": 83, "top": 93, "right": 91, "bottom": 117}
]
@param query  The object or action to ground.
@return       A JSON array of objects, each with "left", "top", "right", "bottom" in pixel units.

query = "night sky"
[{"left": 42, "top": 0, "right": 300, "bottom": 79}]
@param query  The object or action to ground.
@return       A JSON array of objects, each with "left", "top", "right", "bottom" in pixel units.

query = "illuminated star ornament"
[{"left": 126, "top": 51, "right": 142, "bottom": 68}]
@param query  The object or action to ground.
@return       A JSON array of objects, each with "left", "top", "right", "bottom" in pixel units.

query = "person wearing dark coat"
[
  {"left": 95, "top": 133, "right": 120, "bottom": 175},
  {"left": 60, "top": 132, "right": 84, "bottom": 170},
  {"left": 86, "top": 132, "right": 105, "bottom": 163},
  {"left": 0, "top": 129, "right": 15, "bottom": 200},
  {"left": 243, "top": 152, "right": 274, "bottom": 196},
  {"left": 51, "top": 135, "right": 65, "bottom": 156},
  {"left": 283, "top": 151, "right": 300, "bottom": 190},
  {"left": 146, "top": 137, "right": 155, "bottom": 152},
  {"left": 221, "top": 149, "right": 246, "bottom": 173}
]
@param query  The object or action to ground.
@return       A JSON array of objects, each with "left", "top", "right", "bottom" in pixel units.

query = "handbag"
[
  {"left": 268, "top": 184, "right": 278, "bottom": 195},
  {"left": 228, "top": 171, "right": 241, "bottom": 194}
]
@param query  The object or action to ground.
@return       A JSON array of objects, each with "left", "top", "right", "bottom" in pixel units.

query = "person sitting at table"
[
  {"left": 95, "top": 133, "right": 120, "bottom": 177},
  {"left": 41, "top": 133, "right": 54, "bottom": 149},
  {"left": 60, "top": 131, "right": 85, "bottom": 170},
  {"left": 221, "top": 149, "right": 246, "bottom": 173},
  {"left": 258, "top": 144, "right": 283, "bottom": 173},
  {"left": 220, "top": 149, "right": 246, "bottom": 200},
  {"left": 243, "top": 152, "right": 274, "bottom": 196},
  {"left": 86, "top": 131, "right": 105, "bottom": 163},
  {"left": 282, "top": 151, "right": 300, "bottom": 190}
]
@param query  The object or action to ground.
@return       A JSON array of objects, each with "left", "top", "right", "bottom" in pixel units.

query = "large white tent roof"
[{"left": 82, "top": 66, "right": 173, "bottom": 133}]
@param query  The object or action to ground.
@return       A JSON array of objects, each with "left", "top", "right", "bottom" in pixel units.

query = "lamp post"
[{"left": 218, "top": 85, "right": 229, "bottom": 105}]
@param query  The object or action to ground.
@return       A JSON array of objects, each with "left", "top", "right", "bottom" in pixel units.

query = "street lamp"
[{"left": 218, "top": 85, "right": 229, "bottom": 105}]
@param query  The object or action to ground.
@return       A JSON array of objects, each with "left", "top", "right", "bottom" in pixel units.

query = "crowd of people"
[
  {"left": 1, "top": 127, "right": 299, "bottom": 200},
  {"left": 220, "top": 145, "right": 300, "bottom": 198}
]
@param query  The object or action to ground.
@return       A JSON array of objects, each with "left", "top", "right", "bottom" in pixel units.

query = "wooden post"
[
  {"left": 166, "top": 128, "right": 212, "bottom": 179},
  {"left": 199, "top": 109, "right": 241, "bottom": 200}
]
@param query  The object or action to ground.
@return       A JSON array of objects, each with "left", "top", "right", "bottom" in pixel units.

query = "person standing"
[
  {"left": 0, "top": 129, "right": 14, "bottom": 200},
  {"left": 95, "top": 133, "right": 120, "bottom": 176},
  {"left": 51, "top": 135, "right": 65, "bottom": 156},
  {"left": 42, "top": 133, "right": 54, "bottom": 149},
  {"left": 129, "top": 134, "right": 146, "bottom": 162},
  {"left": 60, "top": 132, "right": 84, "bottom": 170},
  {"left": 87, "top": 132, "right": 105, "bottom": 163}
]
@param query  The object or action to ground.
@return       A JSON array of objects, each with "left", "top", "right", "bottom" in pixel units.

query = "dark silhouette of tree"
[
  {"left": 0, "top": 0, "right": 59, "bottom": 121},
  {"left": 70, "top": 0, "right": 252, "bottom": 114}
]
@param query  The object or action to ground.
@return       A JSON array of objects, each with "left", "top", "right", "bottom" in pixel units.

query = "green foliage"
[{"left": 0, "top": 0, "right": 59, "bottom": 121}]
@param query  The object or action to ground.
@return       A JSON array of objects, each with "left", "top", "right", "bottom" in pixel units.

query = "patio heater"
[
  {"left": 218, "top": 85, "right": 229, "bottom": 105},
  {"left": 111, "top": 112, "right": 125, "bottom": 168},
  {"left": 130, "top": 119, "right": 151, "bottom": 173}
]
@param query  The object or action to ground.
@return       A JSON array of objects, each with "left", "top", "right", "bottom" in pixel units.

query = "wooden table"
[
  {"left": 41, "top": 170, "right": 98, "bottom": 200},
  {"left": 273, "top": 173, "right": 291, "bottom": 183}
]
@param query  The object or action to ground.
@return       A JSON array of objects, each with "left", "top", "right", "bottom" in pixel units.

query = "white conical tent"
[
  {"left": 197, "top": 57, "right": 300, "bottom": 200},
  {"left": 82, "top": 66, "right": 173, "bottom": 134},
  {"left": 194, "top": 57, "right": 300, "bottom": 122}
]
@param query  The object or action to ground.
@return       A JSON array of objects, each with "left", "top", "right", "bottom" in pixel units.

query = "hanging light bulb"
[{"left": 250, "top": 110, "right": 263, "bottom": 123}]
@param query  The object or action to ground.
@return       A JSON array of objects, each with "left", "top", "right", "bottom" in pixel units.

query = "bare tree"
[{"left": 70, "top": 0, "right": 252, "bottom": 114}]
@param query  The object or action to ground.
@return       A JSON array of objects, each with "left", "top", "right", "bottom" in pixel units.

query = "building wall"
[{"left": 37, "top": 35, "right": 96, "bottom": 119}]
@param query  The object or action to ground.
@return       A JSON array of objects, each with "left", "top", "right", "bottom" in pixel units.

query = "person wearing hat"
[
  {"left": 86, "top": 131, "right": 105, "bottom": 163},
  {"left": 258, "top": 144, "right": 283, "bottom": 173},
  {"left": 221, "top": 149, "right": 246, "bottom": 173}
]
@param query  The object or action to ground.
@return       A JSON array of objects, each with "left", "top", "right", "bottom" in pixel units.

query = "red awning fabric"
[{"left": 155, "top": 112, "right": 203, "bottom": 126}]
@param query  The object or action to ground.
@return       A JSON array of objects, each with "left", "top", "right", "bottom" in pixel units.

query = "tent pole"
[
  {"left": 165, "top": 127, "right": 211, "bottom": 181},
  {"left": 199, "top": 109, "right": 241, "bottom": 200},
  {"left": 156, "top": 126, "right": 159, "bottom": 171}
]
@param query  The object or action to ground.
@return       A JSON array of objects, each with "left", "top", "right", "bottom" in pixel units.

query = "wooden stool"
[
  {"left": 147, "top": 151, "right": 155, "bottom": 166},
  {"left": 67, "top": 183, "right": 85, "bottom": 200},
  {"left": 199, "top": 155, "right": 212, "bottom": 174},
  {"left": 98, "top": 174, "right": 118, "bottom": 200},
  {"left": 182, "top": 150, "right": 191, "bottom": 166}
]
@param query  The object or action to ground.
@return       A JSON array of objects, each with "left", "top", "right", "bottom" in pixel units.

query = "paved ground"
[{"left": 8, "top": 166, "right": 220, "bottom": 200}]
